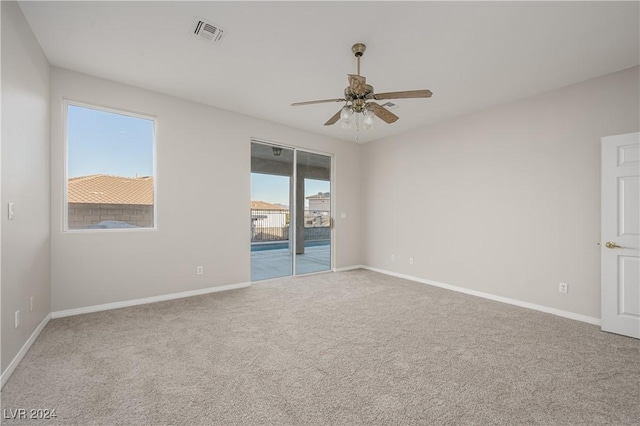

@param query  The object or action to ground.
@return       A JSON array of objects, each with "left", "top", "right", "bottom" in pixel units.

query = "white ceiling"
[{"left": 19, "top": 1, "right": 640, "bottom": 144}]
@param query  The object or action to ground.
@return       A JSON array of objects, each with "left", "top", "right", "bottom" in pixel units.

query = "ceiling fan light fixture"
[
  {"left": 291, "top": 42, "right": 432, "bottom": 131},
  {"left": 363, "top": 111, "right": 375, "bottom": 129},
  {"left": 340, "top": 105, "right": 353, "bottom": 122}
]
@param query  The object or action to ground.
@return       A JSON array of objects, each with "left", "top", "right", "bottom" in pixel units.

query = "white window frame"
[{"left": 63, "top": 99, "right": 158, "bottom": 232}]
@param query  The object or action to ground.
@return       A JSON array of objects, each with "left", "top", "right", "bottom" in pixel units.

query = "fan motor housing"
[{"left": 344, "top": 84, "right": 374, "bottom": 100}]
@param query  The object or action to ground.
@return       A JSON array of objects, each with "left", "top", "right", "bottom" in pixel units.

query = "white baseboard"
[
  {"left": 360, "top": 265, "right": 601, "bottom": 326},
  {"left": 1, "top": 314, "right": 51, "bottom": 389},
  {"left": 51, "top": 281, "right": 251, "bottom": 319},
  {"left": 333, "top": 265, "right": 364, "bottom": 272}
]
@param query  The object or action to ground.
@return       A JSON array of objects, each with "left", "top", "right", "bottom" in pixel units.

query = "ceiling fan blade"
[
  {"left": 348, "top": 74, "right": 367, "bottom": 95},
  {"left": 324, "top": 109, "right": 342, "bottom": 126},
  {"left": 368, "top": 102, "right": 399, "bottom": 124},
  {"left": 291, "top": 98, "right": 346, "bottom": 106},
  {"left": 373, "top": 89, "right": 433, "bottom": 100}
]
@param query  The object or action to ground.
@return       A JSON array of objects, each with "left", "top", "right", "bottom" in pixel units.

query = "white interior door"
[{"left": 601, "top": 132, "right": 640, "bottom": 339}]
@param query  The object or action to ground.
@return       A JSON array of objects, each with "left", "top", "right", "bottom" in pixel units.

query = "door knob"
[{"left": 605, "top": 241, "right": 624, "bottom": 249}]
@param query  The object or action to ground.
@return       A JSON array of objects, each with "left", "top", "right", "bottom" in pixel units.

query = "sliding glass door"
[
  {"left": 250, "top": 143, "right": 294, "bottom": 281},
  {"left": 250, "top": 141, "right": 332, "bottom": 281},
  {"left": 295, "top": 151, "right": 331, "bottom": 275}
]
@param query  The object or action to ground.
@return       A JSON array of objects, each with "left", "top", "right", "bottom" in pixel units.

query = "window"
[{"left": 65, "top": 102, "right": 156, "bottom": 231}]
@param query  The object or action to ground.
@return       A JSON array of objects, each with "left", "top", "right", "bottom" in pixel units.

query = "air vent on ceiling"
[
  {"left": 381, "top": 102, "right": 396, "bottom": 109},
  {"left": 191, "top": 16, "right": 226, "bottom": 44}
]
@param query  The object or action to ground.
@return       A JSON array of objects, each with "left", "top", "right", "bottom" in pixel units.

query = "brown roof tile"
[
  {"left": 68, "top": 174, "right": 153, "bottom": 205},
  {"left": 251, "top": 201, "right": 286, "bottom": 210}
]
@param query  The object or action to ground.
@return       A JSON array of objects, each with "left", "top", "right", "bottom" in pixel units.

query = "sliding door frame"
[{"left": 250, "top": 138, "right": 335, "bottom": 279}]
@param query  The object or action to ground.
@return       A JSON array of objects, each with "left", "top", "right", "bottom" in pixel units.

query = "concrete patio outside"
[{"left": 251, "top": 243, "right": 330, "bottom": 281}]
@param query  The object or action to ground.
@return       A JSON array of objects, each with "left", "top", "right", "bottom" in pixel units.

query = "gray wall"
[
  {"left": 1, "top": 1, "right": 51, "bottom": 372},
  {"left": 361, "top": 66, "right": 640, "bottom": 319},
  {"left": 50, "top": 68, "right": 362, "bottom": 312}
]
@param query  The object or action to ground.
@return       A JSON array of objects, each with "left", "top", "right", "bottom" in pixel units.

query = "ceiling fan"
[{"left": 291, "top": 43, "right": 433, "bottom": 128}]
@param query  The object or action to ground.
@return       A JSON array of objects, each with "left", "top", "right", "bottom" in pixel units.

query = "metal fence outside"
[
  {"left": 251, "top": 209, "right": 330, "bottom": 243},
  {"left": 251, "top": 209, "right": 288, "bottom": 242}
]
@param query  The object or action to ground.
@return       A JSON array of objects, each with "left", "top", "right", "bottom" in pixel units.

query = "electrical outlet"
[
  {"left": 196, "top": 266, "right": 204, "bottom": 275},
  {"left": 559, "top": 282, "right": 568, "bottom": 294},
  {"left": 15, "top": 311, "right": 20, "bottom": 328},
  {"left": 391, "top": 254, "right": 395, "bottom": 262},
  {"left": 8, "top": 202, "right": 14, "bottom": 220},
  {"left": 30, "top": 296, "right": 34, "bottom": 312},
  {"left": 409, "top": 257, "right": 414, "bottom": 265}
]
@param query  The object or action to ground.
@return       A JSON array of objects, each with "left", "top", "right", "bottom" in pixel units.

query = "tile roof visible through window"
[
  {"left": 68, "top": 174, "right": 153, "bottom": 205},
  {"left": 250, "top": 201, "right": 286, "bottom": 210}
]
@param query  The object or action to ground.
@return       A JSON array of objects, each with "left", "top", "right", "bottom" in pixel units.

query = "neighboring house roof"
[
  {"left": 251, "top": 201, "right": 286, "bottom": 210},
  {"left": 306, "top": 192, "right": 330, "bottom": 199},
  {"left": 68, "top": 174, "right": 153, "bottom": 205}
]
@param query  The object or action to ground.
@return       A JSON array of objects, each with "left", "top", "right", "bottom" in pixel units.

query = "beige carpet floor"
[{"left": 1, "top": 269, "right": 638, "bottom": 425}]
